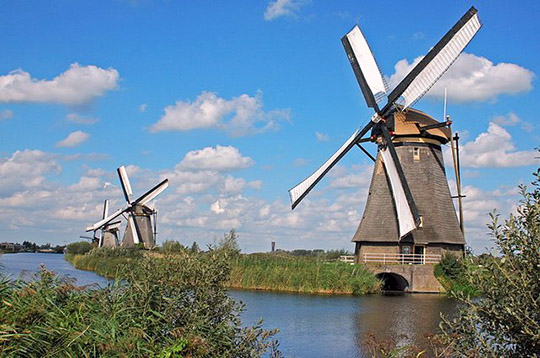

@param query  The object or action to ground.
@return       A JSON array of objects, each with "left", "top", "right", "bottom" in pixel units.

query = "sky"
[{"left": 0, "top": 0, "right": 538, "bottom": 253}]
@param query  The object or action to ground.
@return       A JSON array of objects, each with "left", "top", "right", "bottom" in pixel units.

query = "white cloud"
[
  {"left": 0, "top": 150, "right": 61, "bottom": 194},
  {"left": 387, "top": 53, "right": 534, "bottom": 103},
  {"left": 139, "top": 103, "right": 147, "bottom": 112},
  {"left": 249, "top": 180, "right": 263, "bottom": 190},
  {"left": 149, "top": 91, "right": 290, "bottom": 137},
  {"left": 66, "top": 113, "right": 99, "bottom": 125},
  {"left": 0, "top": 109, "right": 13, "bottom": 121},
  {"left": 221, "top": 176, "right": 246, "bottom": 194},
  {"left": 56, "top": 131, "right": 90, "bottom": 148},
  {"left": 454, "top": 122, "right": 537, "bottom": 168},
  {"left": 264, "top": 0, "right": 308, "bottom": 20},
  {"left": 0, "top": 63, "right": 119, "bottom": 106},
  {"left": 315, "top": 131, "right": 329, "bottom": 142},
  {"left": 178, "top": 145, "right": 254, "bottom": 171},
  {"left": 492, "top": 112, "right": 534, "bottom": 132},
  {"left": 211, "top": 200, "right": 226, "bottom": 214}
]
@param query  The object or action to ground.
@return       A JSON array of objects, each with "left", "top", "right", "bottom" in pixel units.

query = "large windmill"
[
  {"left": 81, "top": 200, "right": 121, "bottom": 248},
  {"left": 289, "top": 7, "right": 481, "bottom": 263},
  {"left": 86, "top": 166, "right": 169, "bottom": 249}
]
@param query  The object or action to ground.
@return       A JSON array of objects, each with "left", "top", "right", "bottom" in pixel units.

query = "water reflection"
[
  {"left": 232, "top": 289, "right": 457, "bottom": 357},
  {"left": 354, "top": 294, "right": 457, "bottom": 352}
]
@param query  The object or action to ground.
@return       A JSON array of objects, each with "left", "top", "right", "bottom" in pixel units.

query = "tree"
[
  {"left": 441, "top": 166, "right": 540, "bottom": 356},
  {"left": 217, "top": 229, "right": 241, "bottom": 255},
  {"left": 191, "top": 241, "right": 200, "bottom": 253}
]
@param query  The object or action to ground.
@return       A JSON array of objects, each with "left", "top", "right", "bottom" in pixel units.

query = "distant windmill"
[
  {"left": 289, "top": 7, "right": 481, "bottom": 263},
  {"left": 86, "top": 166, "right": 169, "bottom": 249},
  {"left": 82, "top": 200, "right": 121, "bottom": 248}
]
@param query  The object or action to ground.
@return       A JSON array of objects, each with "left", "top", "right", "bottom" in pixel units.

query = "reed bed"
[
  {"left": 229, "top": 253, "right": 380, "bottom": 295},
  {"left": 2, "top": 253, "right": 279, "bottom": 357}
]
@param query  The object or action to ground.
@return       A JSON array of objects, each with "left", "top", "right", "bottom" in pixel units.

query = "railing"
[
  {"left": 339, "top": 255, "right": 355, "bottom": 263},
  {"left": 362, "top": 253, "right": 441, "bottom": 265}
]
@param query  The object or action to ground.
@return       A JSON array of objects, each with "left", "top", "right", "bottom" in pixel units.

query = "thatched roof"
[{"left": 352, "top": 114, "right": 464, "bottom": 245}]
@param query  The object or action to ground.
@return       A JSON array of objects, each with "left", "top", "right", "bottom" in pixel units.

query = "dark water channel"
[{"left": 1, "top": 253, "right": 457, "bottom": 357}]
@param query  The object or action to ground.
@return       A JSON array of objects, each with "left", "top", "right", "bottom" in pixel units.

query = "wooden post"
[{"left": 449, "top": 122, "right": 464, "bottom": 235}]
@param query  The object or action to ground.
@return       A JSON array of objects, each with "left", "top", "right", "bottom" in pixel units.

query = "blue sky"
[{"left": 0, "top": 0, "right": 538, "bottom": 253}]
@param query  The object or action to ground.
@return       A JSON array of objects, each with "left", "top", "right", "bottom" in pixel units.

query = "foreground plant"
[
  {"left": 441, "top": 166, "right": 540, "bottom": 357},
  {"left": 0, "top": 250, "right": 280, "bottom": 357}
]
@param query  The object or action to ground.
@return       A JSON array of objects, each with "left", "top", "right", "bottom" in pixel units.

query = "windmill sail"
[
  {"left": 102, "top": 199, "right": 109, "bottom": 219},
  {"left": 289, "top": 128, "right": 364, "bottom": 209},
  {"left": 127, "top": 214, "right": 141, "bottom": 244},
  {"left": 86, "top": 207, "right": 125, "bottom": 232},
  {"left": 342, "top": 25, "right": 388, "bottom": 108},
  {"left": 387, "top": 7, "right": 482, "bottom": 109},
  {"left": 134, "top": 179, "right": 169, "bottom": 206},
  {"left": 380, "top": 148, "right": 416, "bottom": 237},
  {"left": 118, "top": 166, "right": 134, "bottom": 203}
]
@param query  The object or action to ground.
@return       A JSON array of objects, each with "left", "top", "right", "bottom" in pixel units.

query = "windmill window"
[{"left": 413, "top": 147, "right": 420, "bottom": 160}]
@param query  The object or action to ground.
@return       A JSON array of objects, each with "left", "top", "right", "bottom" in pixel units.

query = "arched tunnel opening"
[{"left": 376, "top": 273, "right": 409, "bottom": 292}]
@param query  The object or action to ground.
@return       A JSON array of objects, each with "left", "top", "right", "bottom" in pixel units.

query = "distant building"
[{"left": 0, "top": 242, "right": 25, "bottom": 252}]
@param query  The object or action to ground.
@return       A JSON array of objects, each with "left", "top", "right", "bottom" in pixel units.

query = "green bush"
[
  {"left": 65, "top": 241, "right": 93, "bottom": 255},
  {"left": 441, "top": 166, "right": 540, "bottom": 356},
  {"left": 437, "top": 253, "right": 463, "bottom": 280},
  {"left": 161, "top": 240, "right": 186, "bottom": 253}
]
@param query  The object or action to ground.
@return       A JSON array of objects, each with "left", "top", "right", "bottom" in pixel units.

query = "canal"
[{"left": 1, "top": 253, "right": 457, "bottom": 357}]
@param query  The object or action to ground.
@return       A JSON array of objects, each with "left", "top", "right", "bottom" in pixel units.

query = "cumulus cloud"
[
  {"left": 0, "top": 150, "right": 61, "bottom": 194},
  {"left": 56, "top": 131, "right": 90, "bottom": 148},
  {"left": 149, "top": 91, "right": 290, "bottom": 137},
  {"left": 178, "top": 145, "right": 254, "bottom": 171},
  {"left": 454, "top": 123, "right": 537, "bottom": 168},
  {"left": 0, "top": 63, "right": 119, "bottom": 106},
  {"left": 492, "top": 112, "right": 534, "bottom": 132},
  {"left": 66, "top": 113, "right": 99, "bottom": 125},
  {"left": 0, "top": 109, "right": 13, "bottom": 121},
  {"left": 139, "top": 103, "right": 147, "bottom": 112},
  {"left": 264, "top": 0, "right": 309, "bottom": 20},
  {"left": 315, "top": 131, "right": 329, "bottom": 142},
  {"left": 387, "top": 53, "right": 534, "bottom": 103}
]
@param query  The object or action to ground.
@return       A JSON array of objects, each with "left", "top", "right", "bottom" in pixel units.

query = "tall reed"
[{"left": 229, "top": 253, "right": 380, "bottom": 295}]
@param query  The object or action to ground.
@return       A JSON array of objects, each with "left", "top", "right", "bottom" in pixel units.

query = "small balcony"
[{"left": 362, "top": 253, "right": 441, "bottom": 265}]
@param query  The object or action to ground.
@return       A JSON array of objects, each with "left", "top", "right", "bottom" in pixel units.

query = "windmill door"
[{"left": 414, "top": 245, "right": 425, "bottom": 264}]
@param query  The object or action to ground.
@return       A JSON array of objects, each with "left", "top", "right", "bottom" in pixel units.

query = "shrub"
[
  {"left": 437, "top": 253, "right": 463, "bottom": 280},
  {"left": 65, "top": 241, "right": 93, "bottom": 255},
  {"left": 161, "top": 240, "right": 185, "bottom": 253},
  {"left": 441, "top": 166, "right": 540, "bottom": 356}
]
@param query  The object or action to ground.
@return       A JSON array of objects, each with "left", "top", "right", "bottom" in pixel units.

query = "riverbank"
[{"left": 65, "top": 249, "right": 381, "bottom": 295}]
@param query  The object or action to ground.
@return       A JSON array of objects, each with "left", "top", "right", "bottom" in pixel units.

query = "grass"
[
  {"left": 229, "top": 253, "right": 380, "bottom": 295},
  {"left": 67, "top": 249, "right": 381, "bottom": 296}
]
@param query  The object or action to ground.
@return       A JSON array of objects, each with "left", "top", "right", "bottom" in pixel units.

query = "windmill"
[
  {"left": 83, "top": 200, "right": 121, "bottom": 248},
  {"left": 86, "top": 166, "right": 169, "bottom": 249},
  {"left": 289, "top": 7, "right": 481, "bottom": 263}
]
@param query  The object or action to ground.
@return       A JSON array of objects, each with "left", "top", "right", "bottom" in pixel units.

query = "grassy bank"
[
  {"left": 230, "top": 253, "right": 380, "bottom": 295},
  {"left": 66, "top": 248, "right": 380, "bottom": 296}
]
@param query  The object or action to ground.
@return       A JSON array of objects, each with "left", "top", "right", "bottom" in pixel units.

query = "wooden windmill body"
[
  {"left": 121, "top": 204, "right": 156, "bottom": 248},
  {"left": 353, "top": 109, "right": 464, "bottom": 263}
]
